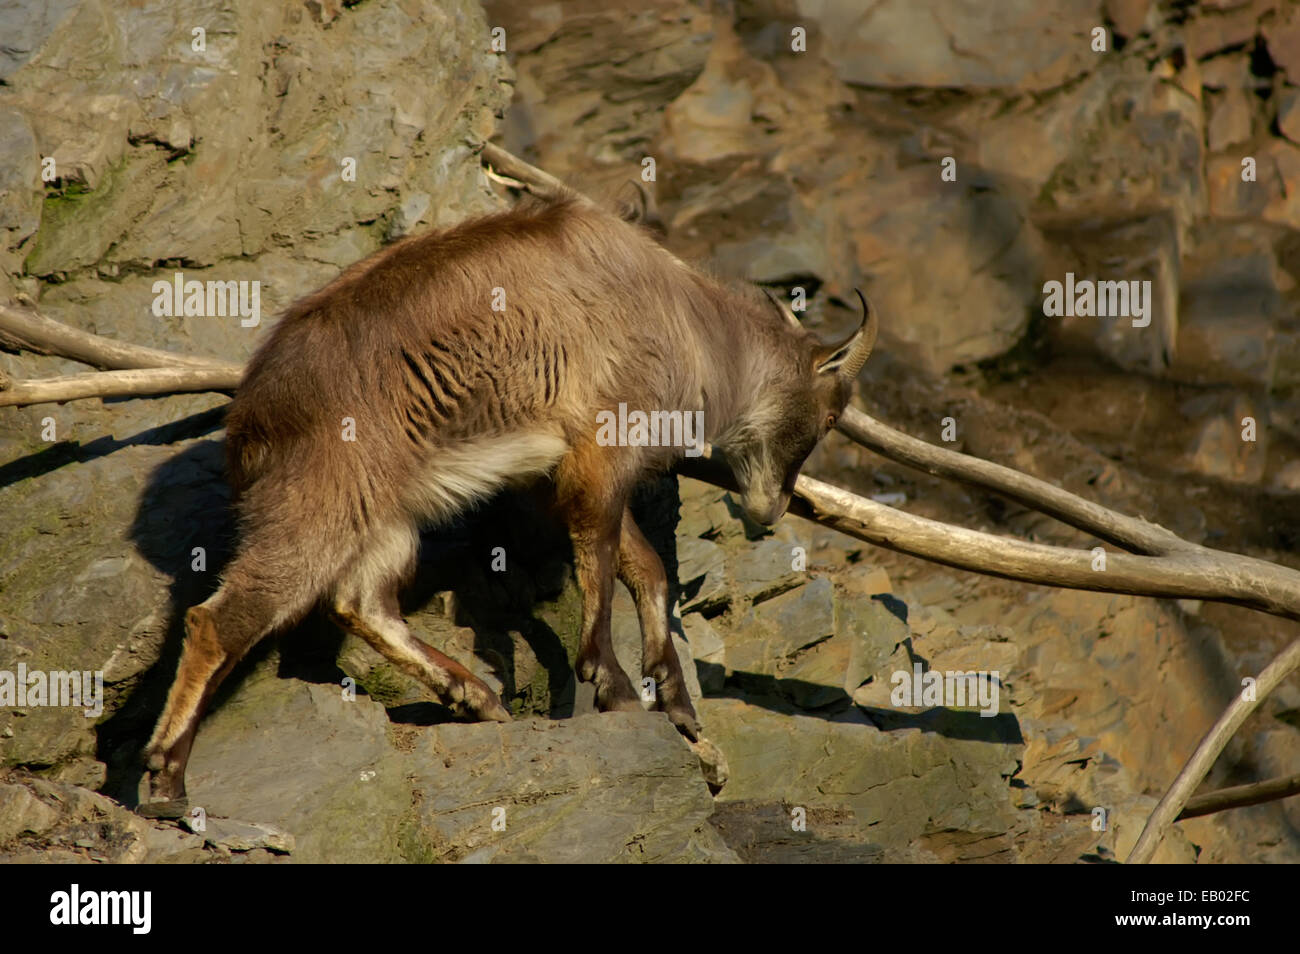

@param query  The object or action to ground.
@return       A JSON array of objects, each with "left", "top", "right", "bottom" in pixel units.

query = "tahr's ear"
[
  {"left": 616, "top": 180, "right": 649, "bottom": 224},
  {"left": 763, "top": 288, "right": 803, "bottom": 331},
  {"left": 815, "top": 289, "right": 877, "bottom": 382}
]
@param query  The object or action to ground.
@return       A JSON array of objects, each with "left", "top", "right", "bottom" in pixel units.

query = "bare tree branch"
[
  {"left": 0, "top": 366, "right": 242, "bottom": 407},
  {"left": 0, "top": 302, "right": 242, "bottom": 373},
  {"left": 1177, "top": 771, "right": 1300, "bottom": 821},
  {"left": 1128, "top": 637, "right": 1300, "bottom": 861},
  {"left": 676, "top": 453, "right": 1300, "bottom": 620},
  {"left": 837, "top": 407, "right": 1193, "bottom": 556},
  {"left": 831, "top": 408, "right": 1300, "bottom": 859}
]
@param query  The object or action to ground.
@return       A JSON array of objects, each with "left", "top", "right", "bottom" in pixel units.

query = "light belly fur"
[{"left": 402, "top": 429, "right": 569, "bottom": 524}]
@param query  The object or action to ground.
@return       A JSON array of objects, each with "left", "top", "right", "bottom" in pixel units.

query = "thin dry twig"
[{"left": 1177, "top": 771, "right": 1300, "bottom": 821}]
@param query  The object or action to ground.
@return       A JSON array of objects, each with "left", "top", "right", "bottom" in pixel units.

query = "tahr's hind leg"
[
  {"left": 142, "top": 501, "right": 349, "bottom": 813},
  {"left": 617, "top": 507, "right": 700, "bottom": 740},
  {"left": 329, "top": 522, "right": 511, "bottom": 723},
  {"left": 141, "top": 579, "right": 286, "bottom": 813}
]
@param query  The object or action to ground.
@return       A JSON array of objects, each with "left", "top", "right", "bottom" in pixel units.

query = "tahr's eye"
[{"left": 825, "top": 413, "right": 838, "bottom": 429}]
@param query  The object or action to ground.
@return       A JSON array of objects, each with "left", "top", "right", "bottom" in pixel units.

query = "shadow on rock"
[
  {"left": 99, "top": 434, "right": 235, "bottom": 806},
  {"left": 0, "top": 404, "right": 228, "bottom": 490},
  {"left": 713, "top": 669, "right": 1024, "bottom": 746},
  {"left": 99, "top": 434, "right": 616, "bottom": 806}
]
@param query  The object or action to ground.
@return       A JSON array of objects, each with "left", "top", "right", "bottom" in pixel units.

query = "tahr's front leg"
[
  {"left": 617, "top": 507, "right": 700, "bottom": 740},
  {"left": 555, "top": 455, "right": 642, "bottom": 711}
]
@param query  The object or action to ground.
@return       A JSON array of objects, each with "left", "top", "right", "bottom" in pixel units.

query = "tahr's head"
[{"left": 717, "top": 289, "right": 877, "bottom": 526}]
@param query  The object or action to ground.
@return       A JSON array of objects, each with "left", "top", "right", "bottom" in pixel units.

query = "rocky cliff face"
[{"left": 2, "top": 0, "right": 1299, "bottom": 863}]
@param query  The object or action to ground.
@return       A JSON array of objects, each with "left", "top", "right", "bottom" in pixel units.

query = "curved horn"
[
  {"left": 816, "top": 289, "right": 878, "bottom": 381},
  {"left": 763, "top": 288, "right": 803, "bottom": 330}
]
